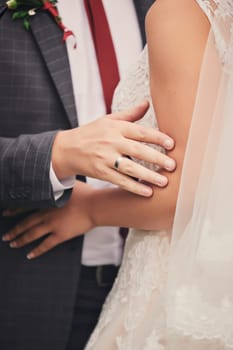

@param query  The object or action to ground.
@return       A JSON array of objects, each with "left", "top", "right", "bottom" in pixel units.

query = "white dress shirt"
[{"left": 52, "top": 0, "right": 142, "bottom": 266}]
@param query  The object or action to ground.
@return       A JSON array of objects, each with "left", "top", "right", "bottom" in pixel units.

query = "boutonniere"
[{"left": 2, "top": 0, "right": 76, "bottom": 46}]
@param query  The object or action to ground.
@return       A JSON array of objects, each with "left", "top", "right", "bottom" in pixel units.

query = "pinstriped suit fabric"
[
  {"left": 0, "top": 12, "right": 74, "bottom": 208},
  {"left": 0, "top": 11, "right": 82, "bottom": 350}
]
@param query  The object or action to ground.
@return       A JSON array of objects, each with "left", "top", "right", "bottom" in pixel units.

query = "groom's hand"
[{"left": 52, "top": 101, "right": 176, "bottom": 197}]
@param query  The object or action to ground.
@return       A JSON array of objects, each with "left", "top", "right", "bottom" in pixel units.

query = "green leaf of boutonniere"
[
  {"left": 23, "top": 17, "right": 30, "bottom": 29},
  {"left": 12, "top": 10, "right": 28, "bottom": 19}
]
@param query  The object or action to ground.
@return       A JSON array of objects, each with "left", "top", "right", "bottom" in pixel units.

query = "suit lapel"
[
  {"left": 30, "top": 13, "right": 78, "bottom": 128},
  {"left": 29, "top": 2, "right": 154, "bottom": 128},
  {"left": 133, "top": 0, "right": 155, "bottom": 45},
  {"left": 0, "top": 0, "right": 7, "bottom": 18}
]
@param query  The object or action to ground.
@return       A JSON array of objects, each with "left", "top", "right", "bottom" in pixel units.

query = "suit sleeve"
[{"left": 0, "top": 130, "right": 72, "bottom": 208}]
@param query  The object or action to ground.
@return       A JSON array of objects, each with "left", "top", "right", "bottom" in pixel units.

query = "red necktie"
[{"left": 84, "top": 0, "right": 120, "bottom": 113}]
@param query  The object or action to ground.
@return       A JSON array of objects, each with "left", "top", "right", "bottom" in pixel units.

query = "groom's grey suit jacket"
[{"left": 0, "top": 1, "right": 154, "bottom": 349}]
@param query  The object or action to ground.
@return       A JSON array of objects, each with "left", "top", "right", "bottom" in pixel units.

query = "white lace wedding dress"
[
  {"left": 85, "top": 1, "right": 233, "bottom": 349},
  {"left": 84, "top": 42, "right": 171, "bottom": 350}
]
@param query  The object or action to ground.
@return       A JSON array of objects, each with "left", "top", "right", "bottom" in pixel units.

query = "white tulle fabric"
[
  {"left": 166, "top": 1, "right": 233, "bottom": 349},
  {"left": 85, "top": 1, "right": 233, "bottom": 349}
]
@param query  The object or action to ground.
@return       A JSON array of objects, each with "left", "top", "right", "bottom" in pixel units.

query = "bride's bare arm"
[
  {"left": 3, "top": 0, "right": 210, "bottom": 257},
  {"left": 87, "top": 0, "right": 210, "bottom": 231}
]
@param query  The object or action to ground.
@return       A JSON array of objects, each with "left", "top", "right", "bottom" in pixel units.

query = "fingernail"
[
  {"left": 165, "top": 159, "right": 176, "bottom": 171},
  {"left": 157, "top": 176, "right": 168, "bottom": 187},
  {"left": 142, "top": 187, "right": 153, "bottom": 196},
  {"left": 10, "top": 241, "right": 17, "bottom": 248},
  {"left": 27, "top": 253, "right": 34, "bottom": 260},
  {"left": 2, "top": 235, "right": 9, "bottom": 241},
  {"left": 164, "top": 139, "right": 174, "bottom": 149}
]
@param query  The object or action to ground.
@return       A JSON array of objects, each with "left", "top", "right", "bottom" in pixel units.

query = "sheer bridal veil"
[{"left": 163, "top": 1, "right": 233, "bottom": 349}]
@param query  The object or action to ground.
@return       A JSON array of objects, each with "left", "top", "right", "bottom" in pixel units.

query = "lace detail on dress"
[
  {"left": 144, "top": 331, "right": 164, "bottom": 350},
  {"left": 195, "top": 0, "right": 233, "bottom": 70},
  {"left": 112, "top": 48, "right": 164, "bottom": 171},
  {"left": 167, "top": 286, "right": 233, "bottom": 349},
  {"left": 165, "top": 217, "right": 233, "bottom": 349},
  {"left": 85, "top": 46, "right": 170, "bottom": 350},
  {"left": 86, "top": 231, "right": 169, "bottom": 350}
]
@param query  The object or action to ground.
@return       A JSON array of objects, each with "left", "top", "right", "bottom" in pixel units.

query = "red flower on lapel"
[{"left": 3, "top": 0, "right": 76, "bottom": 47}]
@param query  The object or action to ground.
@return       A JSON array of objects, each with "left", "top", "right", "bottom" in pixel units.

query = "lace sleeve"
[{"left": 195, "top": 0, "right": 233, "bottom": 70}]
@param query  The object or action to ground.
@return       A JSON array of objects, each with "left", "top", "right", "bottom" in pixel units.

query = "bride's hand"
[{"left": 2, "top": 181, "right": 95, "bottom": 259}]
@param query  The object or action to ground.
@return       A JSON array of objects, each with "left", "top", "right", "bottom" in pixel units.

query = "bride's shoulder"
[
  {"left": 145, "top": 0, "right": 210, "bottom": 70},
  {"left": 145, "top": 0, "right": 209, "bottom": 33}
]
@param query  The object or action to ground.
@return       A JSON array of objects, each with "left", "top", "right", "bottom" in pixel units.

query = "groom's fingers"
[
  {"left": 109, "top": 100, "right": 150, "bottom": 122},
  {"left": 27, "top": 236, "right": 62, "bottom": 260},
  {"left": 2, "top": 207, "right": 29, "bottom": 217}
]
